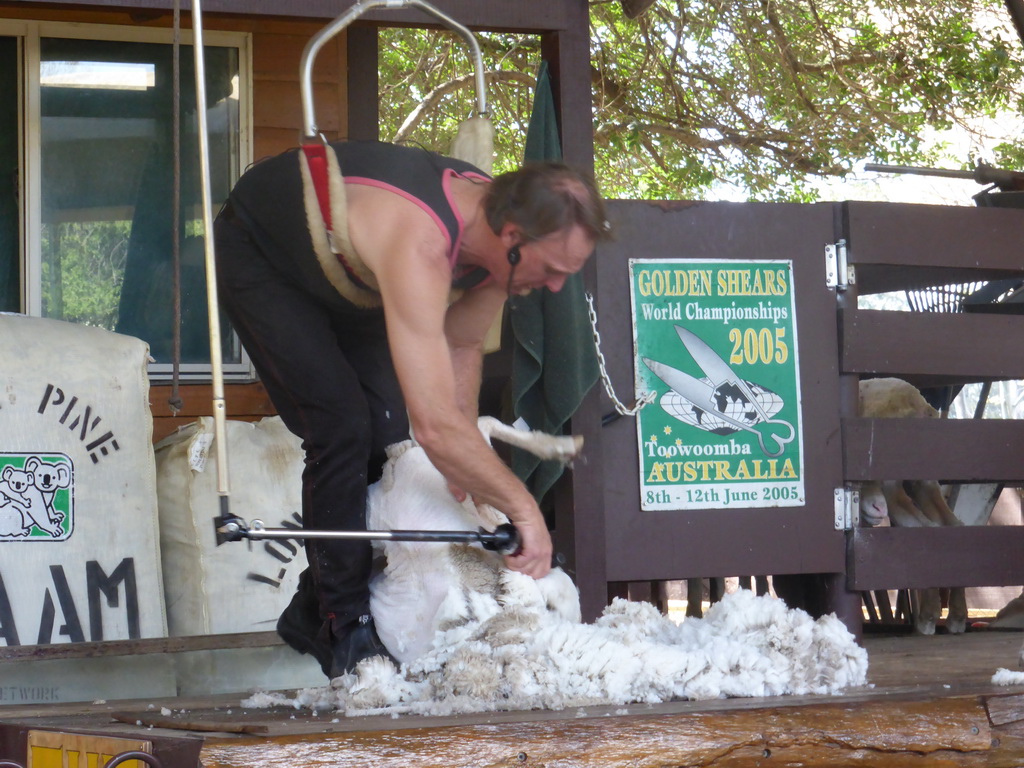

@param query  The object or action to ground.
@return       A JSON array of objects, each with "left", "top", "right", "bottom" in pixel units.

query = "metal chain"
[{"left": 584, "top": 292, "right": 655, "bottom": 417}]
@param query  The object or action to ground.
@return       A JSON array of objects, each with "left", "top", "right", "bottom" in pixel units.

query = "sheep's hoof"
[{"left": 946, "top": 616, "right": 967, "bottom": 634}]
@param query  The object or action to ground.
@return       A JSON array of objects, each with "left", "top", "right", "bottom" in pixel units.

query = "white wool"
[
  {"left": 368, "top": 428, "right": 577, "bottom": 665},
  {"left": 248, "top": 590, "right": 868, "bottom": 716},
  {"left": 241, "top": 690, "right": 296, "bottom": 709},
  {"left": 993, "top": 668, "right": 1024, "bottom": 686},
  {"left": 247, "top": 422, "right": 866, "bottom": 716},
  {"left": 859, "top": 377, "right": 939, "bottom": 420}
]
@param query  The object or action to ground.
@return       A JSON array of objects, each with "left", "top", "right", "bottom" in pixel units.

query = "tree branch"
[{"left": 392, "top": 70, "right": 536, "bottom": 144}]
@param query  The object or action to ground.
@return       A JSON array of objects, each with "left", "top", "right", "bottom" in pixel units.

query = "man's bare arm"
[
  {"left": 445, "top": 284, "right": 507, "bottom": 422},
  {"left": 365, "top": 224, "right": 552, "bottom": 578}
]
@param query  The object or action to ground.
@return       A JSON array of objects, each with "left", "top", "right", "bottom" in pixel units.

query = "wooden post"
[
  {"left": 345, "top": 25, "right": 379, "bottom": 141},
  {"left": 541, "top": 1, "right": 606, "bottom": 622}
]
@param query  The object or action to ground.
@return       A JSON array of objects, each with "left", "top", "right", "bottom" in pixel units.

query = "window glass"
[
  {"left": 39, "top": 37, "right": 240, "bottom": 365},
  {"left": 0, "top": 37, "right": 18, "bottom": 312}
]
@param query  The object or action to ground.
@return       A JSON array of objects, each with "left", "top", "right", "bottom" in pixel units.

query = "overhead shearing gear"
[{"left": 299, "top": 0, "right": 493, "bottom": 264}]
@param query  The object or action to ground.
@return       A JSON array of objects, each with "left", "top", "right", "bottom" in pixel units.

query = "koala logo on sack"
[{"left": 0, "top": 454, "right": 74, "bottom": 541}]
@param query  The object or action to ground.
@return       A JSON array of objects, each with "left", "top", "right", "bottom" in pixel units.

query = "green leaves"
[{"left": 376, "top": 1, "right": 1024, "bottom": 201}]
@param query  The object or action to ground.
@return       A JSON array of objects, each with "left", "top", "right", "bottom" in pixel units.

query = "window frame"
[{"left": 2, "top": 18, "right": 255, "bottom": 381}]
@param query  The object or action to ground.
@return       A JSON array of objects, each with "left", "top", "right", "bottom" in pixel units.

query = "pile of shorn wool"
[
  {"left": 244, "top": 423, "right": 867, "bottom": 716},
  {"left": 244, "top": 580, "right": 867, "bottom": 717}
]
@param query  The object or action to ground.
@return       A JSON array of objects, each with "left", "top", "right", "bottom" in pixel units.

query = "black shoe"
[
  {"left": 277, "top": 586, "right": 332, "bottom": 676},
  {"left": 327, "top": 614, "right": 397, "bottom": 679}
]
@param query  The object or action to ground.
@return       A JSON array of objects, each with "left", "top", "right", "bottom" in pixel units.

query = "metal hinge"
[
  {"left": 833, "top": 486, "right": 860, "bottom": 530},
  {"left": 825, "top": 239, "right": 855, "bottom": 290}
]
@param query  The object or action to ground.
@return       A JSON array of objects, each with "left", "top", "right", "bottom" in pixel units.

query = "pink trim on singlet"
[{"left": 442, "top": 168, "right": 490, "bottom": 268}]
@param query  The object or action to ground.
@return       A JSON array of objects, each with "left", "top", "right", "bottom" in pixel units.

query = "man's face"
[{"left": 508, "top": 225, "right": 595, "bottom": 296}]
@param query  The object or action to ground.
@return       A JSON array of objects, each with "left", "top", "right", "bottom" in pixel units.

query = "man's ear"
[{"left": 498, "top": 223, "right": 522, "bottom": 250}]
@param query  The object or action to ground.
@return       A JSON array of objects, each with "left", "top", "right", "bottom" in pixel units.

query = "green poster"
[{"left": 629, "top": 259, "right": 804, "bottom": 511}]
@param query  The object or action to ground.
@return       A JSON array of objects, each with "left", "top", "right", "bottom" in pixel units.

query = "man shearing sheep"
[{"left": 214, "top": 140, "right": 609, "bottom": 679}]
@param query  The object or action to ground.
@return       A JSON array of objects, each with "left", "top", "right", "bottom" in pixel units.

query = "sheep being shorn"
[
  {"left": 366, "top": 416, "right": 583, "bottom": 665},
  {"left": 243, "top": 417, "right": 867, "bottom": 716},
  {"left": 858, "top": 377, "right": 967, "bottom": 635}
]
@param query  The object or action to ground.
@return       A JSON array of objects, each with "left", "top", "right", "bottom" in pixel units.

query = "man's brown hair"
[{"left": 484, "top": 162, "right": 611, "bottom": 244}]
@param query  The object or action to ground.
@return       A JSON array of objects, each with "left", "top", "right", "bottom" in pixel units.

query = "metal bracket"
[
  {"left": 825, "top": 239, "right": 855, "bottom": 291},
  {"left": 833, "top": 486, "right": 860, "bottom": 530}
]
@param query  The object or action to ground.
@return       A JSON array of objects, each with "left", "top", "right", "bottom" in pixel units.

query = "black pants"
[{"left": 214, "top": 214, "right": 409, "bottom": 628}]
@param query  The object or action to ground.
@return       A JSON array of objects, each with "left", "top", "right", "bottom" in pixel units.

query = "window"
[{"left": 4, "top": 21, "right": 251, "bottom": 379}]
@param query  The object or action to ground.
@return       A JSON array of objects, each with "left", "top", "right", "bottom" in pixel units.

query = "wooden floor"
[{"left": 4, "top": 630, "right": 1024, "bottom": 767}]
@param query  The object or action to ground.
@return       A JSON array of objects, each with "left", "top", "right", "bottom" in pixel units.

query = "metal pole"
[
  {"left": 213, "top": 515, "right": 522, "bottom": 555},
  {"left": 864, "top": 163, "right": 976, "bottom": 180},
  {"left": 191, "top": 0, "right": 231, "bottom": 511},
  {"left": 299, "top": 0, "right": 487, "bottom": 139}
]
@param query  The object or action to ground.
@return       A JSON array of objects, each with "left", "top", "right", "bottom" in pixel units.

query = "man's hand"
[
  {"left": 503, "top": 513, "right": 553, "bottom": 579},
  {"left": 447, "top": 481, "right": 467, "bottom": 503}
]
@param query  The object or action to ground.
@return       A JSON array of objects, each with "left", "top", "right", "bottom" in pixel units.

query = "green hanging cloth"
[{"left": 509, "top": 60, "right": 600, "bottom": 501}]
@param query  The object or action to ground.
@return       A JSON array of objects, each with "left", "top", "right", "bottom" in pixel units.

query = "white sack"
[
  {"left": 155, "top": 416, "right": 307, "bottom": 636},
  {"left": 0, "top": 313, "right": 165, "bottom": 645}
]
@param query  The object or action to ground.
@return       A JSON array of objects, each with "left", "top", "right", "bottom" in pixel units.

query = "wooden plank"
[
  {"left": 841, "top": 309, "right": 1024, "bottom": 380},
  {"left": 843, "top": 418, "right": 1024, "bottom": 483},
  {"left": 866, "top": 632, "right": 1024, "bottom": 690},
  {"left": 847, "top": 526, "right": 1024, "bottom": 590},
  {"left": 15, "top": 0, "right": 572, "bottom": 31},
  {"left": 150, "top": 382, "right": 275, "bottom": 415},
  {"left": 251, "top": 27, "right": 347, "bottom": 138},
  {"left": 541, "top": 5, "right": 594, "bottom": 170},
  {"left": 252, "top": 127, "right": 304, "bottom": 160},
  {"left": 345, "top": 25, "right": 380, "bottom": 142},
  {"left": 547, "top": 3, "right": 601, "bottom": 621},
  {"left": 987, "top": 694, "right": 1024, "bottom": 727},
  {"left": 112, "top": 713, "right": 270, "bottom": 735},
  {"left": 847, "top": 201, "right": 1024, "bottom": 272},
  {"left": 253, "top": 33, "right": 341, "bottom": 81},
  {"left": 0, "top": 3, "right": 331, "bottom": 33},
  {"left": 0, "top": 632, "right": 282, "bottom": 663},
  {"left": 196, "top": 698, "right": 992, "bottom": 767},
  {"left": 254, "top": 80, "right": 342, "bottom": 132}
]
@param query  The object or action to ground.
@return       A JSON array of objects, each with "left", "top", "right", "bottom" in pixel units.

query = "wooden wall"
[{"left": 0, "top": 3, "right": 355, "bottom": 441}]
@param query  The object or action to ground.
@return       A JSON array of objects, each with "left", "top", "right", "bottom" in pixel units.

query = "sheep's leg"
[
  {"left": 883, "top": 482, "right": 938, "bottom": 528},
  {"left": 915, "top": 588, "right": 941, "bottom": 635},
  {"left": 873, "top": 589, "right": 895, "bottom": 621},
  {"left": 910, "top": 481, "right": 961, "bottom": 527},
  {"left": 862, "top": 592, "right": 880, "bottom": 623},
  {"left": 476, "top": 416, "right": 583, "bottom": 462},
  {"left": 946, "top": 586, "right": 968, "bottom": 634},
  {"left": 754, "top": 575, "right": 770, "bottom": 596},
  {"left": 709, "top": 576, "right": 726, "bottom": 604},
  {"left": 686, "top": 578, "right": 704, "bottom": 618},
  {"left": 895, "top": 589, "right": 913, "bottom": 623}
]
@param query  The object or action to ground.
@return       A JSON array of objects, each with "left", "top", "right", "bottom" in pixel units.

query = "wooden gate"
[
  {"left": 560, "top": 198, "right": 1024, "bottom": 630},
  {"left": 841, "top": 201, "right": 1024, "bottom": 597}
]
